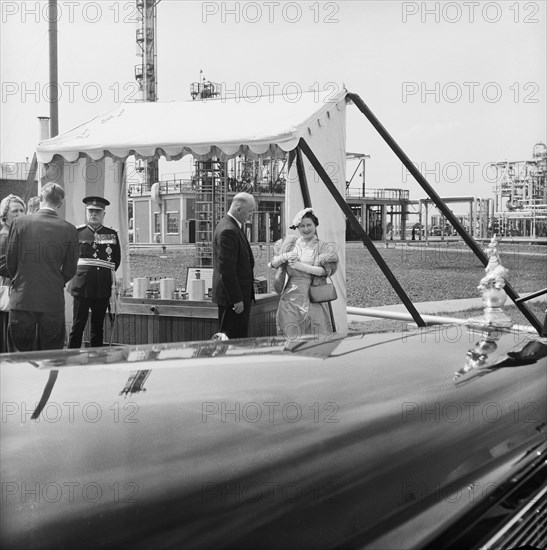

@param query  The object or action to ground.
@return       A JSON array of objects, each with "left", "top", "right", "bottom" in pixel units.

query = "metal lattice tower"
[
  {"left": 135, "top": 0, "right": 158, "bottom": 102},
  {"left": 135, "top": 0, "right": 159, "bottom": 184},
  {"left": 191, "top": 73, "right": 226, "bottom": 267},
  {"left": 194, "top": 160, "right": 227, "bottom": 267}
]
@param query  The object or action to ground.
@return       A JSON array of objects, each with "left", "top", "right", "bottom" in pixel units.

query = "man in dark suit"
[
  {"left": 68, "top": 196, "right": 121, "bottom": 348},
  {"left": 212, "top": 192, "right": 256, "bottom": 339},
  {"left": 6, "top": 182, "right": 79, "bottom": 351}
]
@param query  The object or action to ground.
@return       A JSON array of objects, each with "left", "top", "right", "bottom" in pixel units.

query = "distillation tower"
[{"left": 490, "top": 142, "right": 547, "bottom": 237}]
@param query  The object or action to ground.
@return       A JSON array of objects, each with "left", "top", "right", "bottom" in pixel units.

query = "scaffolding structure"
[
  {"left": 189, "top": 75, "right": 226, "bottom": 266},
  {"left": 134, "top": 0, "right": 159, "bottom": 185},
  {"left": 194, "top": 160, "right": 227, "bottom": 266},
  {"left": 490, "top": 142, "right": 547, "bottom": 237},
  {"left": 135, "top": 0, "right": 158, "bottom": 103},
  {"left": 424, "top": 196, "right": 493, "bottom": 239},
  {"left": 190, "top": 71, "right": 221, "bottom": 101}
]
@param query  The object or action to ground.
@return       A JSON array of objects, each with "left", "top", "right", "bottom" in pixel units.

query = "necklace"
[{"left": 299, "top": 235, "right": 317, "bottom": 248}]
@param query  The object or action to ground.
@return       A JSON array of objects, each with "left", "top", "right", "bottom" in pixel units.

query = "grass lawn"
[{"left": 130, "top": 241, "right": 546, "bottom": 308}]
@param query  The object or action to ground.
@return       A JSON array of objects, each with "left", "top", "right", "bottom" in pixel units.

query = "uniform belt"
[{"left": 78, "top": 258, "right": 115, "bottom": 270}]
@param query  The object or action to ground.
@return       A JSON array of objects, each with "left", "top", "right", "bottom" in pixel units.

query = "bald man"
[{"left": 212, "top": 192, "right": 256, "bottom": 339}]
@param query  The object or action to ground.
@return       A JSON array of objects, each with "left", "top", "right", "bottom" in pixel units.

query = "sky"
[{"left": 1, "top": 0, "right": 546, "bottom": 201}]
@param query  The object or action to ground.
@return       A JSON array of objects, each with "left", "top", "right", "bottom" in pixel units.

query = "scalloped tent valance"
[{"left": 36, "top": 88, "right": 348, "bottom": 163}]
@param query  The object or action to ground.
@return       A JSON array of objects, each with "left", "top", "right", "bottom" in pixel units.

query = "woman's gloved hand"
[
  {"left": 283, "top": 250, "right": 298, "bottom": 262},
  {"left": 289, "top": 261, "right": 325, "bottom": 276},
  {"left": 269, "top": 250, "right": 298, "bottom": 268}
]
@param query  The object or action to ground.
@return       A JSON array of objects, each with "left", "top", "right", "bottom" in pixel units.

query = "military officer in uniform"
[{"left": 68, "top": 196, "right": 121, "bottom": 348}]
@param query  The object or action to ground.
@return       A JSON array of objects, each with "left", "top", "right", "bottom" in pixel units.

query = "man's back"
[{"left": 7, "top": 209, "right": 79, "bottom": 312}]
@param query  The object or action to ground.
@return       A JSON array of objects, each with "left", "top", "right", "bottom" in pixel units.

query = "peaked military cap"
[{"left": 83, "top": 196, "right": 110, "bottom": 210}]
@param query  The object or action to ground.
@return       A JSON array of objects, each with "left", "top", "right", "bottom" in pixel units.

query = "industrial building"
[
  {"left": 128, "top": 153, "right": 415, "bottom": 252},
  {"left": 490, "top": 142, "right": 547, "bottom": 237}
]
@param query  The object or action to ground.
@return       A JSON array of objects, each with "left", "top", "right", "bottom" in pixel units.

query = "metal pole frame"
[
  {"left": 48, "top": 0, "right": 59, "bottom": 137},
  {"left": 294, "top": 146, "right": 337, "bottom": 331},
  {"left": 298, "top": 139, "right": 427, "bottom": 328},
  {"left": 347, "top": 92, "right": 542, "bottom": 334},
  {"left": 295, "top": 148, "right": 312, "bottom": 208},
  {"left": 346, "top": 158, "right": 363, "bottom": 191}
]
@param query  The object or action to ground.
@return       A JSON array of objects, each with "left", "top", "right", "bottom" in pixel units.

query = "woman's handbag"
[
  {"left": 309, "top": 276, "right": 337, "bottom": 303},
  {"left": 272, "top": 235, "right": 297, "bottom": 294},
  {"left": 273, "top": 265, "right": 287, "bottom": 294}
]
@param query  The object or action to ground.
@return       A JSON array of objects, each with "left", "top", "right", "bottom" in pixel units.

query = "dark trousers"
[
  {"left": 218, "top": 300, "right": 252, "bottom": 339},
  {"left": 7, "top": 309, "right": 66, "bottom": 352},
  {"left": 68, "top": 296, "right": 110, "bottom": 348},
  {"left": 0, "top": 311, "right": 9, "bottom": 353}
]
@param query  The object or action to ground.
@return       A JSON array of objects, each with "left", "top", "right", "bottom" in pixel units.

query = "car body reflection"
[{"left": 0, "top": 326, "right": 545, "bottom": 549}]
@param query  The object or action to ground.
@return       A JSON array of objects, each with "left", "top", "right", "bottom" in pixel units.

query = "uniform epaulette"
[{"left": 76, "top": 224, "right": 87, "bottom": 229}]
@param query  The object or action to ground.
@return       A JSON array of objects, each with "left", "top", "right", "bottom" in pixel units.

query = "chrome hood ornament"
[
  {"left": 455, "top": 235, "right": 513, "bottom": 381},
  {"left": 453, "top": 326, "right": 501, "bottom": 381},
  {"left": 470, "top": 234, "right": 512, "bottom": 329}
]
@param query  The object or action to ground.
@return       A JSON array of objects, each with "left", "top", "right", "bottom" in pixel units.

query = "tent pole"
[
  {"left": 294, "top": 147, "right": 335, "bottom": 330},
  {"left": 288, "top": 150, "right": 295, "bottom": 172},
  {"left": 295, "top": 148, "right": 312, "bottom": 208},
  {"left": 298, "top": 140, "right": 426, "bottom": 328},
  {"left": 347, "top": 92, "right": 541, "bottom": 334}
]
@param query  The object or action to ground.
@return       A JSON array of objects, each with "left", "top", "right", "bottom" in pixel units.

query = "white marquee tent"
[{"left": 37, "top": 88, "right": 349, "bottom": 335}]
